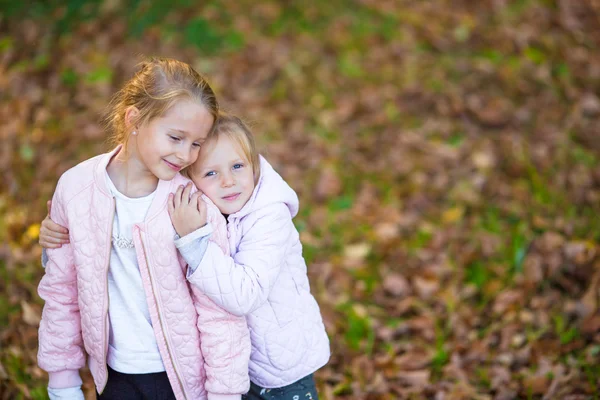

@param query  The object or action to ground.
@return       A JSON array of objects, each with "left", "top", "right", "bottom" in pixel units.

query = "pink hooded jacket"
[
  {"left": 37, "top": 147, "right": 250, "bottom": 400},
  {"left": 187, "top": 156, "right": 330, "bottom": 388}
]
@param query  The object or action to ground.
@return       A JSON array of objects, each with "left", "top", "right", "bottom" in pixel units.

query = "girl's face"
[
  {"left": 132, "top": 100, "right": 214, "bottom": 181},
  {"left": 191, "top": 135, "right": 255, "bottom": 215}
]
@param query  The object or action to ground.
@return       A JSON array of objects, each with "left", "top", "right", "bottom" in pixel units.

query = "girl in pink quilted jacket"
[
  {"left": 41, "top": 111, "right": 331, "bottom": 399},
  {"left": 168, "top": 113, "right": 331, "bottom": 400},
  {"left": 36, "top": 58, "right": 250, "bottom": 400}
]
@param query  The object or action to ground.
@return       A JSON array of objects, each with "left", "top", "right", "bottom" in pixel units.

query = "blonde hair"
[
  {"left": 205, "top": 112, "right": 261, "bottom": 183},
  {"left": 104, "top": 57, "right": 219, "bottom": 148}
]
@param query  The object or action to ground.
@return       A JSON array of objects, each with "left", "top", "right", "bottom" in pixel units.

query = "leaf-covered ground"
[{"left": 1, "top": 1, "right": 600, "bottom": 399}]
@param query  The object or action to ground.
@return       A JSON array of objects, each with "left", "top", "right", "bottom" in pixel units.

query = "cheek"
[
  {"left": 141, "top": 133, "right": 166, "bottom": 157},
  {"left": 196, "top": 180, "right": 216, "bottom": 197}
]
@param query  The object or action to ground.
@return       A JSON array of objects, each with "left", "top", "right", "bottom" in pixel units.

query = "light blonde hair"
[
  {"left": 197, "top": 112, "right": 261, "bottom": 183},
  {"left": 104, "top": 57, "right": 219, "bottom": 148}
]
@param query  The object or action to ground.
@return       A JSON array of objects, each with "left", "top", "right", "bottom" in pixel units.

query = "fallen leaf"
[
  {"left": 382, "top": 273, "right": 410, "bottom": 297},
  {"left": 343, "top": 242, "right": 371, "bottom": 268},
  {"left": 21, "top": 301, "right": 41, "bottom": 326},
  {"left": 413, "top": 276, "right": 439, "bottom": 299},
  {"left": 397, "top": 369, "right": 430, "bottom": 386}
]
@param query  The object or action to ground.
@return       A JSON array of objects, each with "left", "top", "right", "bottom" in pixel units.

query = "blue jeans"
[{"left": 243, "top": 375, "right": 319, "bottom": 400}]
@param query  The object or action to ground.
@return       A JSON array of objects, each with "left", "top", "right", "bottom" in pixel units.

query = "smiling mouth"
[
  {"left": 163, "top": 159, "right": 182, "bottom": 171},
  {"left": 222, "top": 193, "right": 241, "bottom": 201}
]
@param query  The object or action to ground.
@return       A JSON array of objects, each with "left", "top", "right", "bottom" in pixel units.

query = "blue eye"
[
  {"left": 233, "top": 163, "right": 243, "bottom": 170},
  {"left": 205, "top": 171, "right": 216, "bottom": 177}
]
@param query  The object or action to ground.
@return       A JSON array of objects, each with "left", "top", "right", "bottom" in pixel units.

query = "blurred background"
[{"left": 1, "top": 1, "right": 600, "bottom": 399}]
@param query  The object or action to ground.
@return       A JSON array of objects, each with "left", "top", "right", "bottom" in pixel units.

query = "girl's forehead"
[{"left": 201, "top": 135, "right": 246, "bottom": 159}]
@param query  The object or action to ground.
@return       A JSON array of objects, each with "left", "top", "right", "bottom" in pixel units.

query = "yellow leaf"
[
  {"left": 442, "top": 207, "right": 464, "bottom": 224},
  {"left": 25, "top": 223, "right": 41, "bottom": 240}
]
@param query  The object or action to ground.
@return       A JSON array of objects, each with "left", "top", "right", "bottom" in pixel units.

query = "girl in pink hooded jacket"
[
  {"left": 41, "top": 112, "right": 330, "bottom": 399},
  {"left": 37, "top": 58, "right": 250, "bottom": 400},
  {"left": 164, "top": 113, "right": 330, "bottom": 399}
]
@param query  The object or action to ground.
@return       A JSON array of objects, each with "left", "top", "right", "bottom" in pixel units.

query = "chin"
[
  {"left": 154, "top": 168, "right": 178, "bottom": 181},
  {"left": 219, "top": 204, "right": 240, "bottom": 215}
]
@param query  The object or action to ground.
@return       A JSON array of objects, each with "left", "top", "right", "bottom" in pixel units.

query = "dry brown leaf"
[
  {"left": 21, "top": 300, "right": 41, "bottom": 326},
  {"left": 394, "top": 348, "right": 432, "bottom": 370},
  {"left": 492, "top": 289, "right": 522, "bottom": 315},
  {"left": 314, "top": 166, "right": 341, "bottom": 201},
  {"left": 580, "top": 92, "right": 600, "bottom": 117},
  {"left": 382, "top": 273, "right": 410, "bottom": 298},
  {"left": 374, "top": 222, "right": 399, "bottom": 242},
  {"left": 397, "top": 369, "right": 430, "bottom": 386},
  {"left": 523, "top": 374, "right": 550, "bottom": 395},
  {"left": 343, "top": 242, "right": 371, "bottom": 269},
  {"left": 413, "top": 275, "right": 439, "bottom": 299}
]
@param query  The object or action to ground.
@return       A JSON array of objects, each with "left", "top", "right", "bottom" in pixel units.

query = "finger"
[
  {"left": 40, "top": 226, "right": 69, "bottom": 242},
  {"left": 190, "top": 191, "right": 201, "bottom": 210},
  {"left": 182, "top": 183, "right": 192, "bottom": 205},
  {"left": 39, "top": 234, "right": 66, "bottom": 246},
  {"left": 48, "top": 219, "right": 69, "bottom": 234},
  {"left": 50, "top": 232, "right": 70, "bottom": 241},
  {"left": 42, "top": 214, "right": 68, "bottom": 235},
  {"left": 197, "top": 196, "right": 206, "bottom": 214},
  {"left": 40, "top": 240, "right": 62, "bottom": 249},
  {"left": 46, "top": 200, "right": 52, "bottom": 216},
  {"left": 174, "top": 185, "right": 183, "bottom": 208},
  {"left": 44, "top": 235, "right": 68, "bottom": 245},
  {"left": 168, "top": 193, "right": 175, "bottom": 216},
  {"left": 42, "top": 218, "right": 69, "bottom": 236}
]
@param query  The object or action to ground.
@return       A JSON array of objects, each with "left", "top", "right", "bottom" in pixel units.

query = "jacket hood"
[{"left": 230, "top": 156, "right": 298, "bottom": 219}]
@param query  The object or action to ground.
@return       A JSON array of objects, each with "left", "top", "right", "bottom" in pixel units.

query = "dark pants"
[
  {"left": 96, "top": 366, "right": 175, "bottom": 400},
  {"left": 243, "top": 375, "right": 319, "bottom": 400}
]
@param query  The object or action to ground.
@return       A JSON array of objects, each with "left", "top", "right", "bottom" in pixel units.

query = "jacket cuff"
[
  {"left": 174, "top": 223, "right": 212, "bottom": 248},
  {"left": 175, "top": 224, "right": 212, "bottom": 277},
  {"left": 48, "top": 385, "right": 84, "bottom": 400},
  {"left": 207, "top": 393, "right": 242, "bottom": 400},
  {"left": 48, "top": 369, "right": 82, "bottom": 389}
]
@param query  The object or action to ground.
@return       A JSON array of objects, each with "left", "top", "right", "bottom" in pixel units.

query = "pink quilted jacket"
[
  {"left": 187, "top": 156, "right": 330, "bottom": 388},
  {"left": 38, "top": 146, "right": 250, "bottom": 400}
]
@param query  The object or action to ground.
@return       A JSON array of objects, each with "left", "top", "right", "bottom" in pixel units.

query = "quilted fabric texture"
[
  {"left": 38, "top": 147, "right": 250, "bottom": 399},
  {"left": 187, "top": 156, "right": 330, "bottom": 388}
]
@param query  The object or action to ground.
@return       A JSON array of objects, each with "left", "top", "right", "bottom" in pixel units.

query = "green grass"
[
  {"left": 431, "top": 319, "right": 450, "bottom": 378},
  {"left": 337, "top": 302, "right": 375, "bottom": 354},
  {"left": 553, "top": 314, "right": 580, "bottom": 345}
]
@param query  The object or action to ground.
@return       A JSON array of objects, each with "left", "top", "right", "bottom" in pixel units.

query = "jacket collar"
[{"left": 93, "top": 145, "right": 175, "bottom": 221}]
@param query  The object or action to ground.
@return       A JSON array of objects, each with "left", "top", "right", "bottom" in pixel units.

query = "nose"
[
  {"left": 221, "top": 171, "right": 234, "bottom": 187},
  {"left": 175, "top": 146, "right": 195, "bottom": 166}
]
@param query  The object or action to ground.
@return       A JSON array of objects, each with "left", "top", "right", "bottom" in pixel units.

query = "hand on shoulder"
[{"left": 168, "top": 183, "right": 208, "bottom": 237}]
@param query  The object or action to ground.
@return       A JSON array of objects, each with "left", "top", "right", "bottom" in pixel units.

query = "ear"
[{"left": 124, "top": 106, "right": 140, "bottom": 131}]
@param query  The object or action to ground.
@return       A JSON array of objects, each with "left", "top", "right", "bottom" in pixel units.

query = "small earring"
[{"left": 132, "top": 131, "right": 137, "bottom": 136}]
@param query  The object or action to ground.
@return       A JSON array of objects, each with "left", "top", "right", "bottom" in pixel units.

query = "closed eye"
[{"left": 169, "top": 135, "right": 181, "bottom": 142}]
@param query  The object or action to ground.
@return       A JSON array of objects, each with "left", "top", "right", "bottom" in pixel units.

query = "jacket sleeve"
[
  {"left": 37, "top": 177, "right": 85, "bottom": 389},
  {"left": 190, "top": 198, "right": 250, "bottom": 397},
  {"left": 188, "top": 203, "right": 291, "bottom": 317}
]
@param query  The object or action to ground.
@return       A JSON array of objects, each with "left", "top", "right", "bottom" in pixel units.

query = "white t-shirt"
[{"left": 105, "top": 171, "right": 165, "bottom": 373}]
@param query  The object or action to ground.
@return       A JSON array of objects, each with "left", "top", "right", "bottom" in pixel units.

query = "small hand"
[
  {"left": 39, "top": 200, "right": 70, "bottom": 249},
  {"left": 168, "top": 183, "right": 207, "bottom": 237}
]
